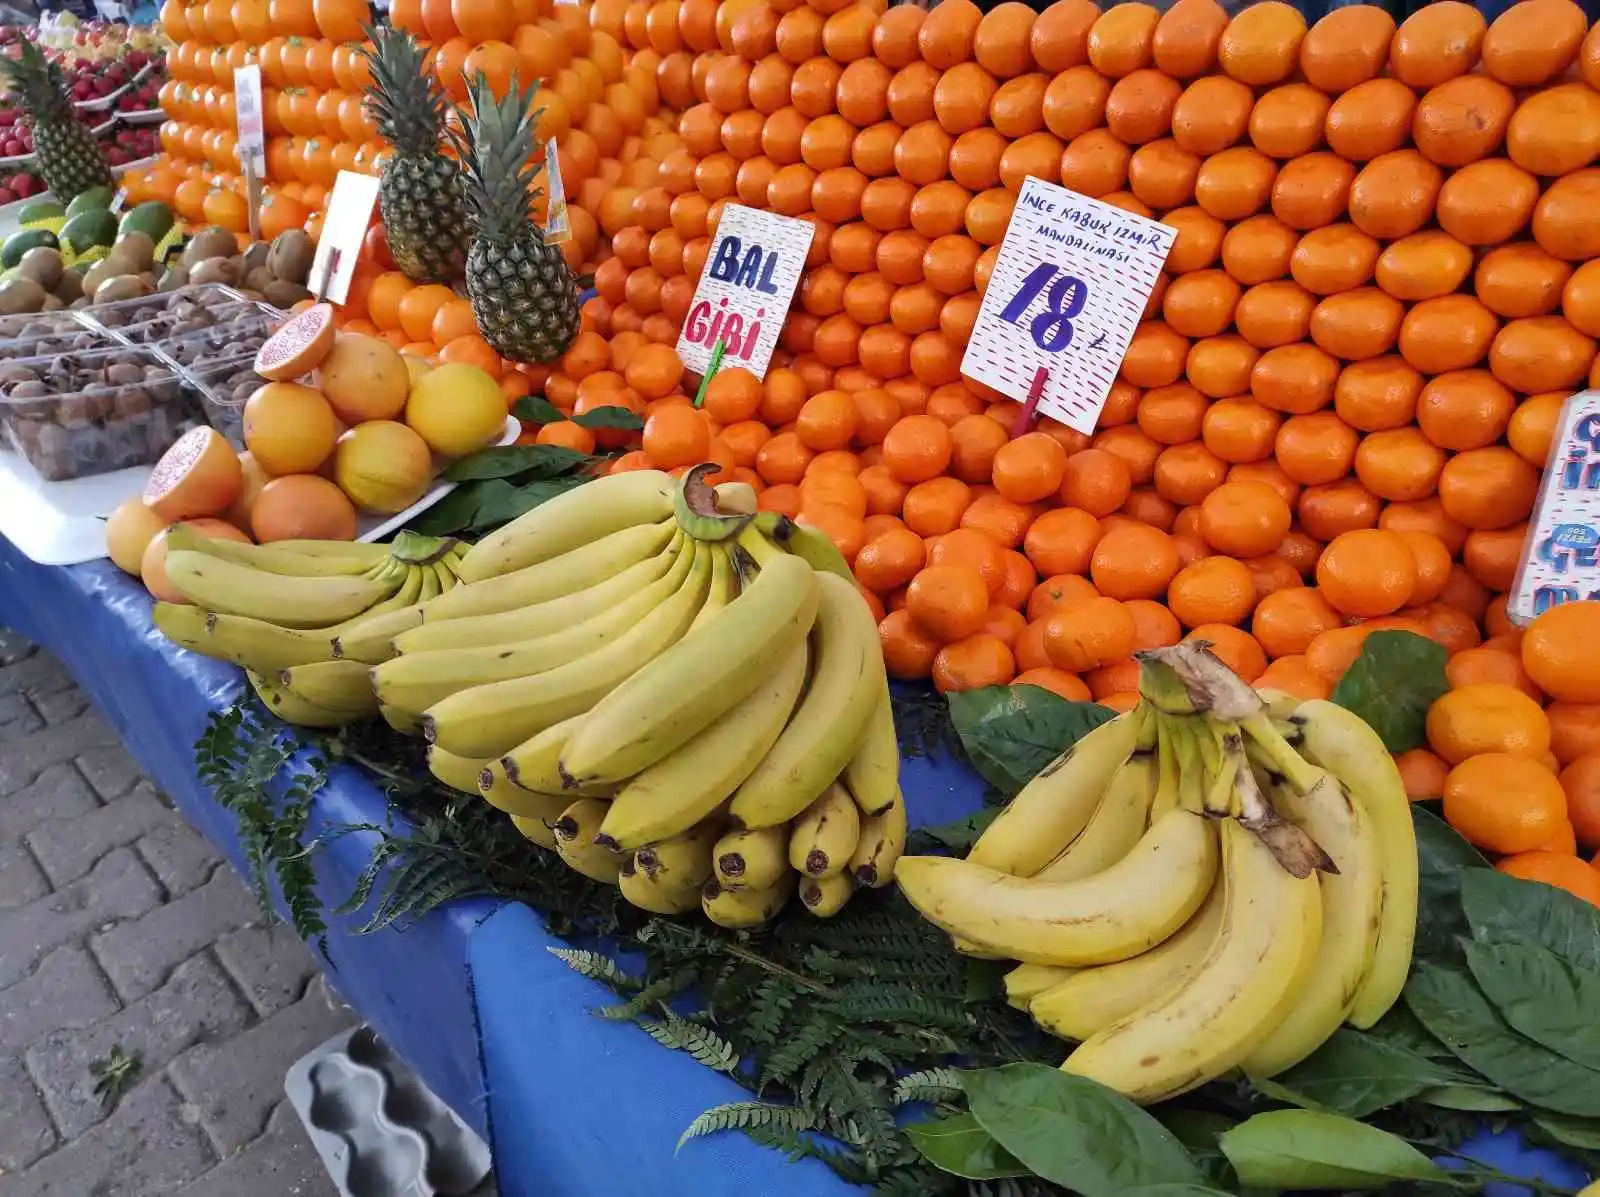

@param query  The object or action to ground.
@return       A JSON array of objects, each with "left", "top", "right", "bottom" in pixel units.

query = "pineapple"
[
  {"left": 4, "top": 41, "right": 110, "bottom": 206},
  {"left": 362, "top": 27, "right": 470, "bottom": 284},
  {"left": 455, "top": 72, "right": 580, "bottom": 364}
]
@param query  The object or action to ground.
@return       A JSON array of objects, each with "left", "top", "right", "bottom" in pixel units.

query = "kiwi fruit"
[
  {"left": 17, "top": 246, "right": 63, "bottom": 291},
  {"left": 181, "top": 227, "right": 239, "bottom": 268},
  {"left": 0, "top": 276, "right": 46, "bottom": 315}
]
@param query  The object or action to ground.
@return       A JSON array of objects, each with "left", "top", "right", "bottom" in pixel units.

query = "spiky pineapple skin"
[
  {"left": 465, "top": 232, "right": 580, "bottom": 364},
  {"left": 378, "top": 155, "right": 469, "bottom": 284},
  {"left": 5, "top": 42, "right": 110, "bottom": 205}
]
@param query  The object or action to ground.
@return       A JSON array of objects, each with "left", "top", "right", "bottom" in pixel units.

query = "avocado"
[
  {"left": 58, "top": 210, "right": 118, "bottom": 256},
  {"left": 2, "top": 227, "right": 59, "bottom": 270},
  {"left": 64, "top": 186, "right": 114, "bottom": 218},
  {"left": 118, "top": 201, "right": 174, "bottom": 243},
  {"left": 16, "top": 199, "right": 65, "bottom": 228}
]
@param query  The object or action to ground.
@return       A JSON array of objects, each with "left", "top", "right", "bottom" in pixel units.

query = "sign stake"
[
  {"left": 692, "top": 340, "right": 727, "bottom": 407},
  {"left": 1012, "top": 366, "right": 1049, "bottom": 439}
]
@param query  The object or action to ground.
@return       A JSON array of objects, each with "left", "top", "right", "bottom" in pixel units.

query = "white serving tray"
[{"left": 0, "top": 416, "right": 519, "bottom": 567}]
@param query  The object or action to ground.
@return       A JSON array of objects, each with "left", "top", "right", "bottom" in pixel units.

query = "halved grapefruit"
[
  {"left": 143, "top": 427, "right": 245, "bottom": 522},
  {"left": 255, "top": 302, "right": 337, "bottom": 382}
]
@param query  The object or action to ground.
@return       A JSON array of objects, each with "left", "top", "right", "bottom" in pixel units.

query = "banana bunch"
[
  {"left": 895, "top": 642, "right": 1417, "bottom": 1106},
  {"left": 404, "top": 465, "right": 908, "bottom": 928},
  {"left": 149, "top": 526, "right": 469, "bottom": 728}
]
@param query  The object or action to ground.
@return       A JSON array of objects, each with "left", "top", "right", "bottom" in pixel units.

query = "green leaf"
[
  {"left": 906, "top": 1113, "right": 1029, "bottom": 1181},
  {"left": 962, "top": 1062, "right": 1204, "bottom": 1196},
  {"left": 572, "top": 404, "right": 644, "bottom": 431},
  {"left": 513, "top": 394, "right": 566, "bottom": 425},
  {"left": 906, "top": 808, "right": 1000, "bottom": 856},
  {"left": 1461, "top": 867, "right": 1600, "bottom": 973},
  {"left": 1416, "top": 1085, "right": 1520, "bottom": 1113},
  {"left": 1534, "top": 1113, "right": 1600, "bottom": 1150},
  {"left": 441, "top": 444, "right": 591, "bottom": 483},
  {"left": 1124, "top": 1188, "right": 1237, "bottom": 1197},
  {"left": 1218, "top": 1110, "right": 1449, "bottom": 1189},
  {"left": 1157, "top": 1108, "right": 1236, "bottom": 1187},
  {"left": 468, "top": 478, "right": 586, "bottom": 533},
  {"left": 407, "top": 483, "right": 483, "bottom": 536},
  {"left": 1272, "top": 1027, "right": 1460, "bottom": 1118},
  {"left": 1329, "top": 630, "right": 1448, "bottom": 752},
  {"left": 1412, "top": 804, "right": 1490, "bottom": 964},
  {"left": 1404, "top": 961, "right": 1600, "bottom": 1116},
  {"left": 945, "top": 687, "right": 1117, "bottom": 798},
  {"left": 1466, "top": 939, "right": 1600, "bottom": 1071}
]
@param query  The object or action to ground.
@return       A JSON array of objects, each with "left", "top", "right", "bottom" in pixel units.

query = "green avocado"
[
  {"left": 58, "top": 209, "right": 118, "bottom": 255},
  {"left": 17, "top": 199, "right": 65, "bottom": 228},
  {"left": 118, "top": 201, "right": 174, "bottom": 242},
  {"left": 1, "top": 227, "right": 59, "bottom": 269},
  {"left": 64, "top": 185, "right": 114, "bottom": 217}
]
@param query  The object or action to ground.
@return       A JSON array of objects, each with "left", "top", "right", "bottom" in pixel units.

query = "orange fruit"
[
  {"left": 1522, "top": 601, "right": 1600, "bottom": 703},
  {"left": 932, "top": 633, "right": 1016, "bottom": 692},
  {"left": 1091, "top": 523, "right": 1180, "bottom": 600},
  {"left": 1314, "top": 528, "right": 1416, "bottom": 617},
  {"left": 1497, "top": 851, "right": 1600, "bottom": 908},
  {"left": 642, "top": 404, "right": 710, "bottom": 469},
  {"left": 1218, "top": 0, "right": 1306, "bottom": 85},
  {"left": 1167, "top": 555, "right": 1256, "bottom": 629},
  {"left": 1251, "top": 585, "right": 1342, "bottom": 659},
  {"left": 1427, "top": 682, "right": 1553, "bottom": 765},
  {"left": 242, "top": 383, "right": 339, "bottom": 476},
  {"left": 1255, "top": 655, "right": 1333, "bottom": 700},
  {"left": 1562, "top": 754, "right": 1600, "bottom": 849},
  {"left": 1043, "top": 595, "right": 1135, "bottom": 671},
  {"left": 1445, "top": 753, "right": 1570, "bottom": 854},
  {"left": 1013, "top": 667, "right": 1093, "bottom": 701},
  {"left": 905, "top": 563, "right": 990, "bottom": 642},
  {"left": 250, "top": 474, "right": 359, "bottom": 542},
  {"left": 1549, "top": 704, "right": 1600, "bottom": 764},
  {"left": 1395, "top": 747, "right": 1451, "bottom": 802}
]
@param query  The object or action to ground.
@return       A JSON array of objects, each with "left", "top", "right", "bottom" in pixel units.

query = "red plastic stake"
[{"left": 1012, "top": 366, "right": 1049, "bottom": 439}]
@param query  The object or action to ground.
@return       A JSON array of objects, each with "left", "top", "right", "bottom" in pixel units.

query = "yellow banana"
[
  {"left": 727, "top": 572, "right": 882, "bottom": 829},
  {"left": 162, "top": 524, "right": 389, "bottom": 575},
  {"left": 496, "top": 715, "right": 612, "bottom": 798},
  {"left": 153, "top": 603, "right": 337, "bottom": 673},
  {"left": 1004, "top": 963, "right": 1080, "bottom": 1012},
  {"left": 330, "top": 602, "right": 426, "bottom": 666},
  {"left": 619, "top": 857, "right": 700, "bottom": 914},
  {"left": 421, "top": 542, "right": 712, "bottom": 758},
  {"left": 894, "top": 809, "right": 1220, "bottom": 966},
  {"left": 278, "top": 660, "right": 378, "bottom": 715},
  {"left": 800, "top": 870, "right": 854, "bottom": 917},
  {"left": 634, "top": 820, "right": 720, "bottom": 896},
  {"left": 848, "top": 787, "right": 907, "bottom": 888},
  {"left": 381, "top": 703, "right": 421, "bottom": 735},
  {"left": 788, "top": 783, "right": 861, "bottom": 878},
  {"left": 481, "top": 771, "right": 580, "bottom": 822},
  {"left": 842, "top": 683, "right": 900, "bottom": 818},
  {"left": 594, "top": 639, "right": 809, "bottom": 852},
  {"left": 712, "top": 825, "right": 789, "bottom": 890},
  {"left": 248, "top": 670, "right": 366, "bottom": 728},
  {"left": 552, "top": 798, "right": 624, "bottom": 883},
  {"left": 509, "top": 813, "right": 557, "bottom": 850},
  {"left": 1032, "top": 753, "right": 1159, "bottom": 882},
  {"left": 1063, "top": 818, "right": 1323, "bottom": 1104},
  {"left": 558, "top": 553, "right": 818, "bottom": 787},
  {"left": 163, "top": 551, "right": 400, "bottom": 628},
  {"left": 687, "top": 542, "right": 738, "bottom": 632},
  {"left": 701, "top": 875, "right": 793, "bottom": 929},
  {"left": 427, "top": 746, "right": 488, "bottom": 795},
  {"left": 969, "top": 709, "right": 1146, "bottom": 877}
]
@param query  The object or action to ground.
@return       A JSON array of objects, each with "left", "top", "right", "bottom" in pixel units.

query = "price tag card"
[
  {"left": 676, "top": 203, "right": 815, "bottom": 381},
  {"left": 309, "top": 170, "right": 381, "bottom": 305},
  {"left": 1507, "top": 391, "right": 1600, "bottom": 625},
  {"left": 542, "top": 139, "right": 570, "bottom": 246},
  {"left": 233, "top": 64, "right": 266, "bottom": 176},
  {"left": 961, "top": 177, "right": 1176, "bottom": 435}
]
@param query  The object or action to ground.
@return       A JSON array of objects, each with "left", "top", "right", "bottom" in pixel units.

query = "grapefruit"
[
  {"left": 141, "top": 518, "right": 251, "bottom": 602},
  {"left": 333, "top": 421, "right": 435, "bottom": 513},
  {"left": 105, "top": 499, "right": 168, "bottom": 576},
  {"left": 254, "top": 302, "right": 337, "bottom": 381},
  {"left": 318, "top": 333, "right": 411, "bottom": 423},
  {"left": 222, "top": 451, "right": 270, "bottom": 532},
  {"left": 402, "top": 354, "right": 433, "bottom": 387},
  {"left": 142, "top": 427, "right": 245, "bottom": 521},
  {"left": 404, "top": 362, "right": 507, "bottom": 457},
  {"left": 242, "top": 382, "right": 340, "bottom": 476},
  {"left": 250, "top": 474, "right": 360, "bottom": 542}
]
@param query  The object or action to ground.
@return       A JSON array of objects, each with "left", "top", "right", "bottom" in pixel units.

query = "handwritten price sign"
[
  {"left": 961, "top": 177, "right": 1176, "bottom": 435},
  {"left": 1508, "top": 391, "right": 1600, "bottom": 625}
]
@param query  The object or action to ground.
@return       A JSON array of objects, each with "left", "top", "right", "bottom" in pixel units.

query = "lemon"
[
  {"left": 404, "top": 363, "right": 506, "bottom": 458},
  {"left": 401, "top": 353, "right": 433, "bottom": 387},
  {"left": 334, "top": 421, "right": 435, "bottom": 514}
]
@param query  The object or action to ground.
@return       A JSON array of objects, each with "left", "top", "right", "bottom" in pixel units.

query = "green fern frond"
[
  {"left": 760, "top": 1019, "right": 845, "bottom": 1091},
  {"left": 892, "top": 1068, "right": 963, "bottom": 1107},
  {"left": 742, "top": 1122, "right": 876, "bottom": 1184},
  {"left": 640, "top": 1011, "right": 740, "bottom": 1073},
  {"left": 676, "top": 1101, "right": 812, "bottom": 1152},
  {"left": 547, "top": 947, "right": 640, "bottom": 990},
  {"left": 592, "top": 967, "right": 696, "bottom": 1021}
]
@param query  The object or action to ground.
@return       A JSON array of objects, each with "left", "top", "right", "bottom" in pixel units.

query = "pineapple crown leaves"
[
  {"left": 360, "top": 24, "right": 452, "bottom": 157},
  {"left": 5, "top": 40, "right": 74, "bottom": 120},
  {"left": 452, "top": 71, "right": 549, "bottom": 243}
]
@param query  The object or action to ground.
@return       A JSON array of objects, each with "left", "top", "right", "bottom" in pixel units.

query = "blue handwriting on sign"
[
  {"left": 708, "top": 236, "right": 782, "bottom": 294},
  {"left": 999, "top": 262, "right": 1090, "bottom": 352}
]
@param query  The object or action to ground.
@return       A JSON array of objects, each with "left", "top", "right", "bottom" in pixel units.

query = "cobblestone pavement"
[{"left": 0, "top": 630, "right": 349, "bottom": 1197}]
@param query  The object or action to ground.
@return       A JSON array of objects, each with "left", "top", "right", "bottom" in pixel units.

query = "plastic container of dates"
[
  {"left": 0, "top": 309, "right": 118, "bottom": 363},
  {"left": 74, "top": 282, "right": 254, "bottom": 341},
  {"left": 181, "top": 352, "right": 266, "bottom": 447},
  {"left": 0, "top": 342, "right": 196, "bottom": 482}
]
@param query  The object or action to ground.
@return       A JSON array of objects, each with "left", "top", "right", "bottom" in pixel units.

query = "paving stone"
[
  {"left": 0, "top": 848, "right": 163, "bottom": 989},
  {"left": 174, "top": 1100, "right": 334, "bottom": 1197},
  {"left": 26, "top": 952, "right": 253, "bottom": 1139},
  {"left": 0, "top": 944, "right": 120, "bottom": 1053},
  {"left": 170, "top": 983, "right": 358, "bottom": 1155},
  {"left": 0, "top": 763, "right": 100, "bottom": 843},
  {"left": 136, "top": 803, "right": 224, "bottom": 897},
  {"left": 0, "top": 692, "right": 44, "bottom": 740},
  {"left": 0, "top": 628, "right": 35, "bottom": 666},
  {"left": 0, "top": 841, "right": 49, "bottom": 909},
  {"left": 89, "top": 864, "right": 256, "bottom": 1001},
  {"left": 0, "top": 1053, "right": 57, "bottom": 1172},
  {"left": 27, "top": 687, "right": 89, "bottom": 725},
  {"left": 24, "top": 785, "right": 183, "bottom": 887},
  {"left": 0, "top": 716, "right": 122, "bottom": 798},
  {"left": 4, "top": 1076, "right": 215, "bottom": 1197},
  {"left": 0, "top": 648, "right": 71, "bottom": 697},
  {"left": 214, "top": 924, "right": 317, "bottom": 1017},
  {"left": 73, "top": 742, "right": 146, "bottom": 803}
]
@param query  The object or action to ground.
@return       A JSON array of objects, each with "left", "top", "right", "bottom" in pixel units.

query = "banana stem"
[
  {"left": 1135, "top": 654, "right": 1201, "bottom": 715},
  {"left": 1172, "top": 719, "right": 1205, "bottom": 816},
  {"left": 1152, "top": 713, "right": 1181, "bottom": 820},
  {"left": 1193, "top": 717, "right": 1223, "bottom": 778},
  {"left": 1241, "top": 714, "right": 1323, "bottom": 794},
  {"left": 1202, "top": 747, "right": 1238, "bottom": 817},
  {"left": 734, "top": 525, "right": 785, "bottom": 569}
]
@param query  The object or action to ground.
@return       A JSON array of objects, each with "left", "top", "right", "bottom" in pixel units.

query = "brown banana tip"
[
  {"left": 502, "top": 758, "right": 521, "bottom": 784},
  {"left": 477, "top": 767, "right": 495, "bottom": 790},
  {"left": 804, "top": 849, "right": 829, "bottom": 876},
  {"left": 854, "top": 865, "right": 878, "bottom": 887},
  {"left": 557, "top": 763, "right": 579, "bottom": 789},
  {"left": 420, "top": 716, "right": 437, "bottom": 744},
  {"left": 330, "top": 639, "right": 345, "bottom": 659},
  {"left": 598, "top": 834, "right": 623, "bottom": 854},
  {"left": 717, "top": 853, "right": 745, "bottom": 878},
  {"left": 204, "top": 612, "right": 218, "bottom": 632},
  {"left": 701, "top": 879, "right": 723, "bottom": 900},
  {"left": 800, "top": 881, "right": 820, "bottom": 907},
  {"left": 618, "top": 857, "right": 637, "bottom": 879},
  {"left": 552, "top": 816, "right": 578, "bottom": 842},
  {"left": 277, "top": 669, "right": 292, "bottom": 686}
]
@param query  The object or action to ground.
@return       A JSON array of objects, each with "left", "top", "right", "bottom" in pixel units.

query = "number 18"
[{"left": 998, "top": 262, "right": 1089, "bottom": 353}]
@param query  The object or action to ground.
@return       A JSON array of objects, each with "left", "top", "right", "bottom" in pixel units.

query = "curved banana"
[
  {"left": 455, "top": 469, "right": 675, "bottom": 582},
  {"left": 895, "top": 809, "right": 1220, "bottom": 966},
  {"left": 427, "top": 746, "right": 489, "bottom": 795},
  {"left": 558, "top": 553, "right": 819, "bottom": 787},
  {"left": 1004, "top": 963, "right": 1081, "bottom": 1012},
  {"left": 381, "top": 703, "right": 421, "bottom": 736},
  {"left": 788, "top": 784, "right": 861, "bottom": 878},
  {"left": 248, "top": 670, "right": 366, "bottom": 728},
  {"left": 162, "top": 524, "right": 389, "bottom": 575},
  {"left": 153, "top": 603, "right": 337, "bottom": 673},
  {"left": 163, "top": 551, "right": 401, "bottom": 628},
  {"left": 426, "top": 520, "right": 678, "bottom": 621},
  {"left": 330, "top": 602, "right": 426, "bottom": 666},
  {"left": 421, "top": 542, "right": 712, "bottom": 758},
  {"left": 800, "top": 871, "right": 854, "bottom": 917},
  {"left": 714, "top": 480, "right": 759, "bottom": 515},
  {"left": 842, "top": 684, "right": 900, "bottom": 818},
  {"left": 595, "top": 639, "right": 809, "bottom": 852},
  {"left": 970, "top": 710, "right": 1147, "bottom": 877},
  {"left": 1288, "top": 699, "right": 1417, "bottom": 1030},
  {"left": 727, "top": 572, "right": 882, "bottom": 829},
  {"left": 371, "top": 546, "right": 694, "bottom": 714},
  {"left": 552, "top": 798, "right": 624, "bottom": 883},
  {"left": 619, "top": 857, "right": 700, "bottom": 914},
  {"left": 392, "top": 548, "right": 679, "bottom": 655},
  {"left": 712, "top": 825, "right": 789, "bottom": 890},
  {"left": 634, "top": 820, "right": 720, "bottom": 896},
  {"left": 1032, "top": 753, "right": 1159, "bottom": 882},
  {"left": 496, "top": 715, "right": 612, "bottom": 798},
  {"left": 477, "top": 766, "right": 571, "bottom": 821},
  {"left": 279, "top": 660, "right": 378, "bottom": 715},
  {"left": 415, "top": 564, "right": 442, "bottom": 604},
  {"left": 750, "top": 511, "right": 855, "bottom": 580},
  {"left": 848, "top": 788, "right": 907, "bottom": 888},
  {"left": 1029, "top": 877, "right": 1226, "bottom": 1042},
  {"left": 1063, "top": 819, "right": 1323, "bottom": 1104},
  {"left": 1242, "top": 773, "right": 1383, "bottom": 1078},
  {"left": 701, "top": 875, "right": 793, "bottom": 929},
  {"left": 509, "top": 813, "right": 557, "bottom": 850},
  {"left": 687, "top": 542, "right": 738, "bottom": 632}
]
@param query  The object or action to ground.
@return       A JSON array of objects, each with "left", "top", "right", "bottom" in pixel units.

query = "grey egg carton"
[{"left": 285, "top": 1026, "right": 492, "bottom": 1197}]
